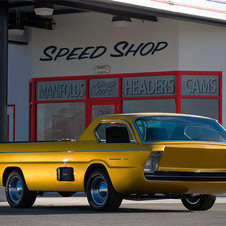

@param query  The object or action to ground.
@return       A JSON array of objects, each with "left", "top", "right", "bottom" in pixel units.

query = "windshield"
[{"left": 135, "top": 116, "right": 226, "bottom": 143}]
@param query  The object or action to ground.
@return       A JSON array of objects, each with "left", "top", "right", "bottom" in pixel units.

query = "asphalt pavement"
[{"left": 0, "top": 196, "right": 226, "bottom": 226}]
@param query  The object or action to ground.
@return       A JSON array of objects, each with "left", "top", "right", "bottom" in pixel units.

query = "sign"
[
  {"left": 36, "top": 80, "right": 85, "bottom": 101},
  {"left": 89, "top": 78, "right": 119, "bottom": 98},
  {"left": 109, "top": 0, "right": 226, "bottom": 21},
  {"left": 181, "top": 75, "right": 219, "bottom": 96},
  {"left": 39, "top": 41, "right": 168, "bottom": 62},
  {"left": 122, "top": 75, "right": 175, "bottom": 97},
  {"left": 36, "top": 74, "right": 220, "bottom": 101}
]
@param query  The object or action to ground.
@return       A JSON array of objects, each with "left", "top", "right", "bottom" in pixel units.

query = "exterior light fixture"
[
  {"left": 112, "top": 15, "right": 131, "bottom": 28},
  {"left": 8, "top": 24, "right": 25, "bottom": 36},
  {"left": 8, "top": 10, "right": 25, "bottom": 36},
  {"left": 95, "top": 65, "right": 111, "bottom": 74},
  {"left": 34, "top": 2, "right": 54, "bottom": 16}
]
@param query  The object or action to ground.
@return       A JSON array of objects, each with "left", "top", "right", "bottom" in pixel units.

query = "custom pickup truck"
[{"left": 1, "top": 113, "right": 226, "bottom": 211}]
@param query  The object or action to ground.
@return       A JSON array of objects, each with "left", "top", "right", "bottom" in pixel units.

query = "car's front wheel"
[
  {"left": 86, "top": 169, "right": 123, "bottom": 211},
  {"left": 5, "top": 170, "right": 37, "bottom": 208},
  {"left": 181, "top": 194, "right": 216, "bottom": 211}
]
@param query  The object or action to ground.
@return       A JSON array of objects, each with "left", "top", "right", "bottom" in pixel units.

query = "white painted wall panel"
[
  {"left": 8, "top": 44, "right": 30, "bottom": 141},
  {"left": 178, "top": 21, "right": 226, "bottom": 125},
  {"left": 30, "top": 13, "right": 179, "bottom": 77}
]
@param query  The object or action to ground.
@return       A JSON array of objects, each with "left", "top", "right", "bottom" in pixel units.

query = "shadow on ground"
[{"left": 0, "top": 204, "right": 189, "bottom": 216}]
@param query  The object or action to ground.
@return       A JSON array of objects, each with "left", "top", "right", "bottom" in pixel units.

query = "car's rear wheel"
[
  {"left": 5, "top": 170, "right": 37, "bottom": 208},
  {"left": 86, "top": 169, "right": 123, "bottom": 211},
  {"left": 181, "top": 194, "right": 216, "bottom": 211}
]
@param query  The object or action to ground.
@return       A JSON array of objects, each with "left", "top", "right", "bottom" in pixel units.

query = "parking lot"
[{"left": 0, "top": 196, "right": 226, "bottom": 226}]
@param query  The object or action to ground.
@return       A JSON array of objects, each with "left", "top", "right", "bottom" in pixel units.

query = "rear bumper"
[
  {"left": 145, "top": 171, "right": 226, "bottom": 182},
  {"left": 110, "top": 168, "right": 226, "bottom": 195}
]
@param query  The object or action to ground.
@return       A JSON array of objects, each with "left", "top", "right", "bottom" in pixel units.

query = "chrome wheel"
[
  {"left": 6, "top": 170, "right": 37, "bottom": 208},
  {"left": 86, "top": 169, "right": 123, "bottom": 211},
  {"left": 181, "top": 194, "right": 216, "bottom": 211},
  {"left": 91, "top": 177, "right": 108, "bottom": 206},
  {"left": 8, "top": 176, "right": 23, "bottom": 203},
  {"left": 184, "top": 194, "right": 201, "bottom": 205}
]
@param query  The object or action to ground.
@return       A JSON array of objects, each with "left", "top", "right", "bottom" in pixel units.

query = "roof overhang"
[
  {"left": 7, "top": 0, "right": 226, "bottom": 29},
  {"left": 92, "top": 0, "right": 226, "bottom": 26}
]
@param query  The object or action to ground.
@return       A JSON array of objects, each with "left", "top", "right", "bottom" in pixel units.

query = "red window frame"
[{"left": 29, "top": 71, "right": 222, "bottom": 141}]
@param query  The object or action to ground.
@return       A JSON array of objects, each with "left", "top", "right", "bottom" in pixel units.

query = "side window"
[{"left": 95, "top": 122, "right": 135, "bottom": 143}]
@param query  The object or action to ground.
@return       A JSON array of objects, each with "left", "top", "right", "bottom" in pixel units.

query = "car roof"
[
  {"left": 97, "top": 113, "right": 214, "bottom": 121},
  {"left": 78, "top": 113, "right": 216, "bottom": 141}
]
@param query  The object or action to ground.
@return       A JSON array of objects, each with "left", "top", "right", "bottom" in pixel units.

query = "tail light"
[{"left": 144, "top": 151, "right": 163, "bottom": 174}]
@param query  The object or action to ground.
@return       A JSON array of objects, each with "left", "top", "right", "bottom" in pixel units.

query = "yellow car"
[{"left": 1, "top": 113, "right": 226, "bottom": 211}]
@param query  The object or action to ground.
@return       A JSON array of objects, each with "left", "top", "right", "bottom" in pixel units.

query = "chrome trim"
[{"left": 0, "top": 149, "right": 137, "bottom": 154}]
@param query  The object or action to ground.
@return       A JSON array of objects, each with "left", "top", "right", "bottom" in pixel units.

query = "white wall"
[
  {"left": 178, "top": 21, "right": 226, "bottom": 125},
  {"left": 30, "top": 13, "right": 179, "bottom": 77},
  {"left": 8, "top": 43, "right": 30, "bottom": 141},
  {"left": 8, "top": 12, "right": 226, "bottom": 141}
]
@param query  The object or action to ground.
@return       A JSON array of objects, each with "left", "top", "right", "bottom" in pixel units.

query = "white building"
[{"left": 7, "top": 0, "right": 226, "bottom": 141}]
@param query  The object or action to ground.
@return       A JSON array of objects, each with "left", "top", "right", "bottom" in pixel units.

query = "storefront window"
[
  {"left": 37, "top": 102, "right": 85, "bottom": 141},
  {"left": 123, "top": 99, "right": 176, "bottom": 113},
  {"left": 91, "top": 105, "right": 115, "bottom": 121},
  {"left": 181, "top": 99, "right": 219, "bottom": 120},
  {"left": 31, "top": 71, "right": 222, "bottom": 141}
]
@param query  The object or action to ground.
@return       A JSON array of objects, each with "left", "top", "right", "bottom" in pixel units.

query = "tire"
[
  {"left": 5, "top": 170, "right": 37, "bottom": 208},
  {"left": 181, "top": 194, "right": 216, "bottom": 211},
  {"left": 86, "top": 169, "right": 123, "bottom": 211},
  {"left": 58, "top": 192, "right": 75, "bottom": 197}
]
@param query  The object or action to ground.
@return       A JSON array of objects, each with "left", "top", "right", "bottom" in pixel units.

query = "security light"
[
  {"left": 34, "top": 2, "right": 54, "bottom": 16},
  {"left": 112, "top": 15, "right": 131, "bottom": 27}
]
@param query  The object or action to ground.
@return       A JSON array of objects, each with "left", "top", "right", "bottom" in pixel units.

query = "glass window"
[
  {"left": 181, "top": 98, "right": 219, "bottom": 121},
  {"left": 135, "top": 116, "right": 226, "bottom": 142},
  {"left": 95, "top": 122, "right": 134, "bottom": 143},
  {"left": 91, "top": 105, "right": 114, "bottom": 121},
  {"left": 37, "top": 102, "right": 85, "bottom": 141},
  {"left": 123, "top": 99, "right": 176, "bottom": 113}
]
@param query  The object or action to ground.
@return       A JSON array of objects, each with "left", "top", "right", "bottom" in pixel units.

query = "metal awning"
[
  {"left": 8, "top": 0, "right": 226, "bottom": 29},
  {"left": 8, "top": 0, "right": 157, "bottom": 30},
  {"left": 94, "top": 0, "right": 226, "bottom": 27}
]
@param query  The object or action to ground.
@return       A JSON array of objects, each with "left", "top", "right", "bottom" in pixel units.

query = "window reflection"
[
  {"left": 123, "top": 99, "right": 176, "bottom": 113},
  {"left": 135, "top": 116, "right": 226, "bottom": 142},
  {"left": 181, "top": 99, "right": 219, "bottom": 121},
  {"left": 37, "top": 102, "right": 85, "bottom": 141}
]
